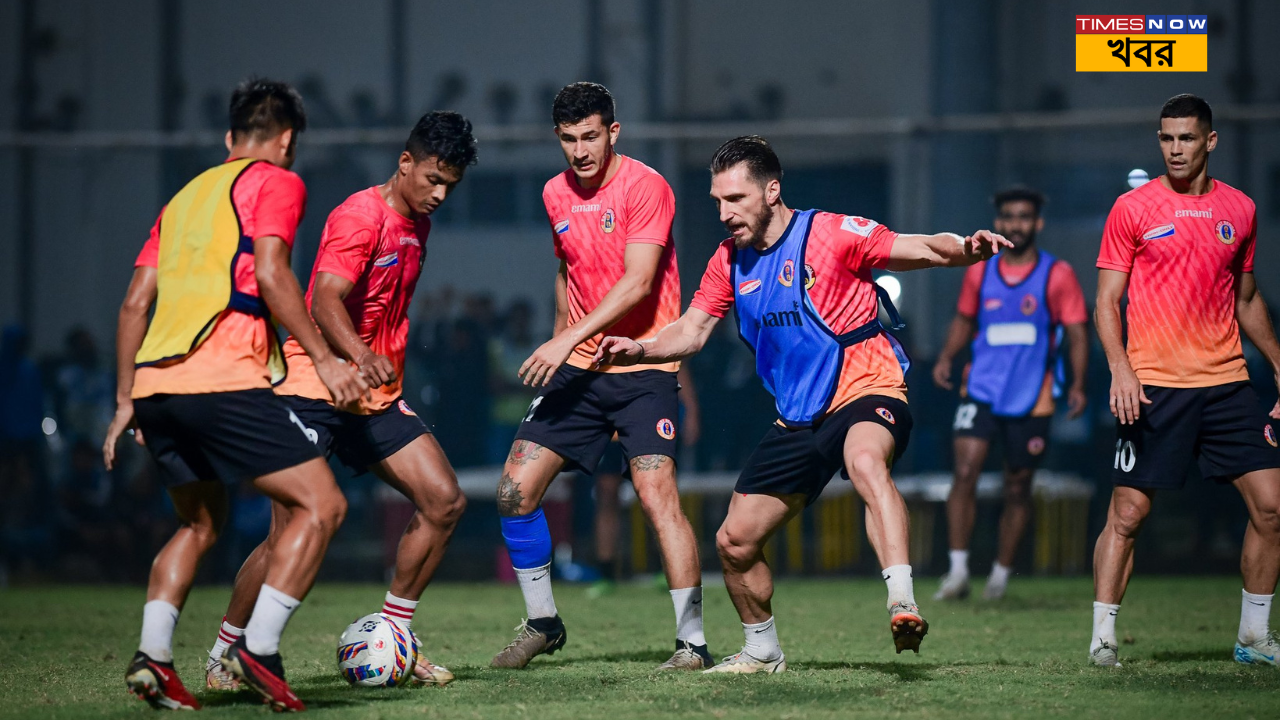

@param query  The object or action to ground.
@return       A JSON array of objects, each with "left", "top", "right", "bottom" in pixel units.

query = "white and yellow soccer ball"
[{"left": 336, "top": 613, "right": 418, "bottom": 687}]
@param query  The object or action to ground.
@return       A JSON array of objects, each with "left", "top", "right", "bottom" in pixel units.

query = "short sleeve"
[
  {"left": 829, "top": 214, "right": 898, "bottom": 272},
  {"left": 956, "top": 262, "right": 984, "bottom": 317},
  {"left": 314, "top": 210, "right": 377, "bottom": 284},
  {"left": 1235, "top": 205, "right": 1257, "bottom": 274},
  {"left": 1047, "top": 261, "right": 1089, "bottom": 326},
  {"left": 689, "top": 241, "right": 735, "bottom": 318},
  {"left": 624, "top": 173, "right": 675, "bottom": 246},
  {"left": 252, "top": 169, "right": 307, "bottom": 246},
  {"left": 1097, "top": 197, "right": 1137, "bottom": 272},
  {"left": 135, "top": 208, "right": 165, "bottom": 268}
]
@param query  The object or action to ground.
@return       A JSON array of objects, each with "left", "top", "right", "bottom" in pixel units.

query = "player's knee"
[
  {"left": 1004, "top": 477, "right": 1032, "bottom": 506},
  {"left": 185, "top": 518, "right": 221, "bottom": 552},
  {"left": 1109, "top": 499, "right": 1148, "bottom": 537},
  {"left": 426, "top": 487, "right": 467, "bottom": 529},
  {"left": 715, "top": 526, "right": 758, "bottom": 569},
  {"left": 1251, "top": 502, "right": 1280, "bottom": 537},
  {"left": 309, "top": 487, "right": 347, "bottom": 537},
  {"left": 847, "top": 448, "right": 890, "bottom": 487}
]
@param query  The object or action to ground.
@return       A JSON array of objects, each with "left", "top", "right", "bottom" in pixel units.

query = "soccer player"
[
  {"left": 102, "top": 78, "right": 368, "bottom": 711},
  {"left": 595, "top": 136, "right": 1010, "bottom": 672},
  {"left": 201, "top": 111, "right": 477, "bottom": 690},
  {"left": 932, "top": 186, "right": 1089, "bottom": 601},
  {"left": 1090, "top": 94, "right": 1280, "bottom": 668},
  {"left": 489, "top": 82, "right": 709, "bottom": 671}
]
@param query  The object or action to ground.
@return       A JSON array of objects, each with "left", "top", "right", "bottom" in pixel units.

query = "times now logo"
[{"left": 1075, "top": 15, "right": 1207, "bottom": 34}]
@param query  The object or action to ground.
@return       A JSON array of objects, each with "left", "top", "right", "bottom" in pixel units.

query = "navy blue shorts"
[
  {"left": 952, "top": 399, "right": 1052, "bottom": 469},
  {"left": 514, "top": 366, "right": 679, "bottom": 474},
  {"left": 283, "top": 396, "right": 429, "bottom": 473}
]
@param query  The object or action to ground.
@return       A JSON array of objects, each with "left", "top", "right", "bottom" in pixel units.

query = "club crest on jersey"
[
  {"left": 656, "top": 418, "right": 676, "bottom": 440},
  {"left": 840, "top": 215, "right": 879, "bottom": 237},
  {"left": 1028, "top": 436, "right": 1046, "bottom": 456},
  {"left": 374, "top": 252, "right": 399, "bottom": 268},
  {"left": 1142, "top": 223, "right": 1176, "bottom": 240},
  {"left": 778, "top": 259, "right": 796, "bottom": 287},
  {"left": 875, "top": 407, "right": 895, "bottom": 424},
  {"left": 1021, "top": 294, "right": 1038, "bottom": 315},
  {"left": 600, "top": 208, "right": 616, "bottom": 233},
  {"left": 1215, "top": 220, "right": 1237, "bottom": 245},
  {"left": 1266, "top": 425, "right": 1277, "bottom": 448},
  {"left": 398, "top": 399, "right": 417, "bottom": 417},
  {"left": 554, "top": 219, "right": 570, "bottom": 235},
  {"left": 738, "top": 279, "right": 762, "bottom": 296},
  {"left": 804, "top": 264, "right": 816, "bottom": 289},
  {"left": 984, "top": 298, "right": 1004, "bottom": 311}
]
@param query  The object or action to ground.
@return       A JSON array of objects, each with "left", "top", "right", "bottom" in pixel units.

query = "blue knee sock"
[{"left": 500, "top": 507, "right": 552, "bottom": 570}]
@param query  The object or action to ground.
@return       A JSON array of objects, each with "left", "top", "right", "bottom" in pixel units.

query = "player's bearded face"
[
  {"left": 712, "top": 167, "right": 773, "bottom": 249},
  {"left": 1158, "top": 116, "right": 1215, "bottom": 181},
  {"left": 994, "top": 200, "right": 1039, "bottom": 252}
]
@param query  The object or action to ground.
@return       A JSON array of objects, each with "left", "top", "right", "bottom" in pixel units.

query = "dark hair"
[
  {"left": 993, "top": 185, "right": 1045, "bottom": 215},
  {"left": 1160, "top": 93, "right": 1212, "bottom": 130},
  {"left": 405, "top": 111, "right": 479, "bottom": 169},
  {"left": 709, "top": 135, "right": 783, "bottom": 184},
  {"left": 229, "top": 77, "right": 307, "bottom": 142},
  {"left": 551, "top": 82, "right": 616, "bottom": 127}
]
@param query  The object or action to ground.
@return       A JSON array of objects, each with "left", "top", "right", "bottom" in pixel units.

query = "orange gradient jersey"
[
  {"left": 275, "top": 187, "right": 428, "bottom": 414},
  {"left": 1097, "top": 178, "right": 1256, "bottom": 388},
  {"left": 691, "top": 211, "right": 907, "bottom": 415},
  {"left": 132, "top": 161, "right": 306, "bottom": 398},
  {"left": 543, "top": 155, "right": 681, "bottom": 373}
]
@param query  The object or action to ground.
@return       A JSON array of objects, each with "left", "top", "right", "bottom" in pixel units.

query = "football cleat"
[
  {"left": 702, "top": 650, "right": 786, "bottom": 674},
  {"left": 222, "top": 637, "right": 304, "bottom": 712},
  {"left": 1234, "top": 632, "right": 1279, "bottom": 667},
  {"left": 982, "top": 579, "right": 1008, "bottom": 601},
  {"left": 890, "top": 602, "right": 929, "bottom": 654},
  {"left": 1090, "top": 641, "right": 1122, "bottom": 668},
  {"left": 205, "top": 655, "right": 241, "bottom": 691},
  {"left": 407, "top": 630, "right": 455, "bottom": 686},
  {"left": 490, "top": 617, "right": 567, "bottom": 669},
  {"left": 657, "top": 640, "right": 714, "bottom": 671},
  {"left": 125, "top": 651, "right": 201, "bottom": 711},
  {"left": 933, "top": 573, "right": 970, "bottom": 601}
]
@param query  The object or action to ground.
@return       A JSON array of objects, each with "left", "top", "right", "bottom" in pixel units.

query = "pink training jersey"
[
  {"left": 1097, "top": 177, "right": 1256, "bottom": 388},
  {"left": 543, "top": 154, "right": 682, "bottom": 373},
  {"left": 275, "top": 186, "right": 428, "bottom": 414},
  {"left": 691, "top": 211, "right": 907, "bottom": 414}
]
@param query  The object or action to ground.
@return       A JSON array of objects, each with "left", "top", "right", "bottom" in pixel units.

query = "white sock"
[
  {"left": 1240, "top": 590, "right": 1273, "bottom": 645},
  {"left": 988, "top": 562, "right": 1012, "bottom": 587},
  {"left": 1091, "top": 601, "right": 1120, "bottom": 652},
  {"left": 244, "top": 584, "right": 301, "bottom": 656},
  {"left": 742, "top": 616, "right": 782, "bottom": 661},
  {"left": 883, "top": 564, "right": 917, "bottom": 608},
  {"left": 670, "top": 586, "right": 707, "bottom": 646},
  {"left": 209, "top": 616, "right": 244, "bottom": 663},
  {"left": 381, "top": 592, "right": 419, "bottom": 632},
  {"left": 139, "top": 600, "right": 180, "bottom": 663},
  {"left": 515, "top": 563, "right": 558, "bottom": 619},
  {"left": 948, "top": 550, "right": 970, "bottom": 578}
]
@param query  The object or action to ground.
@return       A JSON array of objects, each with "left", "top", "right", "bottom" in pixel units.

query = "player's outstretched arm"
[
  {"left": 1234, "top": 271, "right": 1280, "bottom": 419},
  {"left": 594, "top": 308, "right": 721, "bottom": 368},
  {"left": 103, "top": 266, "right": 157, "bottom": 470},
  {"left": 520, "top": 242, "right": 664, "bottom": 386},
  {"left": 254, "top": 236, "right": 368, "bottom": 407},
  {"left": 311, "top": 272, "right": 396, "bottom": 388},
  {"left": 885, "top": 230, "right": 1011, "bottom": 271},
  {"left": 1096, "top": 268, "right": 1148, "bottom": 425},
  {"left": 932, "top": 313, "right": 976, "bottom": 390}
]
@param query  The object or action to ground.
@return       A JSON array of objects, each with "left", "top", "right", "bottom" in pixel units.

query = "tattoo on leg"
[
  {"left": 506, "top": 440, "right": 544, "bottom": 467},
  {"left": 630, "top": 454, "right": 670, "bottom": 473},
  {"left": 496, "top": 472, "right": 526, "bottom": 516}
]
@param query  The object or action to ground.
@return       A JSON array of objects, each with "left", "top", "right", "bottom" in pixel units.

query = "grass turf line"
[{"left": 0, "top": 577, "right": 1277, "bottom": 719}]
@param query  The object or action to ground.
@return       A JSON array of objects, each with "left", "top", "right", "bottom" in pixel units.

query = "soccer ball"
[{"left": 336, "top": 613, "right": 418, "bottom": 687}]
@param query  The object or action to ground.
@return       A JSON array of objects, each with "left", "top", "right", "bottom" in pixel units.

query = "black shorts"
[
  {"left": 952, "top": 400, "right": 1052, "bottom": 469},
  {"left": 284, "top": 396, "right": 429, "bottom": 472},
  {"left": 1112, "top": 381, "right": 1280, "bottom": 489},
  {"left": 134, "top": 389, "right": 321, "bottom": 488},
  {"left": 735, "top": 395, "right": 913, "bottom": 505},
  {"left": 514, "top": 366, "right": 679, "bottom": 474}
]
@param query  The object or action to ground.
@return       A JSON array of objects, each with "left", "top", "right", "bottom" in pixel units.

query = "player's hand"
[
  {"left": 932, "top": 357, "right": 953, "bottom": 390},
  {"left": 1271, "top": 367, "right": 1280, "bottom": 419},
  {"left": 965, "top": 229, "right": 1012, "bottom": 261},
  {"left": 1109, "top": 362, "right": 1150, "bottom": 425},
  {"left": 103, "top": 401, "right": 136, "bottom": 471},
  {"left": 315, "top": 355, "right": 370, "bottom": 409},
  {"left": 354, "top": 351, "right": 397, "bottom": 388},
  {"left": 592, "top": 336, "right": 645, "bottom": 368},
  {"left": 520, "top": 335, "right": 576, "bottom": 387},
  {"left": 1067, "top": 383, "right": 1088, "bottom": 420}
]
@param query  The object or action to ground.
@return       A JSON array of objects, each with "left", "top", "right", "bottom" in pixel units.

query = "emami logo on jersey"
[
  {"left": 373, "top": 252, "right": 399, "bottom": 268},
  {"left": 555, "top": 220, "right": 570, "bottom": 235},
  {"left": 738, "top": 279, "right": 762, "bottom": 296},
  {"left": 840, "top": 216, "right": 879, "bottom": 237},
  {"left": 1142, "top": 223, "right": 1176, "bottom": 240}
]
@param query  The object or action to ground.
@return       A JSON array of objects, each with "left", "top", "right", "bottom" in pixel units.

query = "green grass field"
[{"left": 1, "top": 577, "right": 1277, "bottom": 719}]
